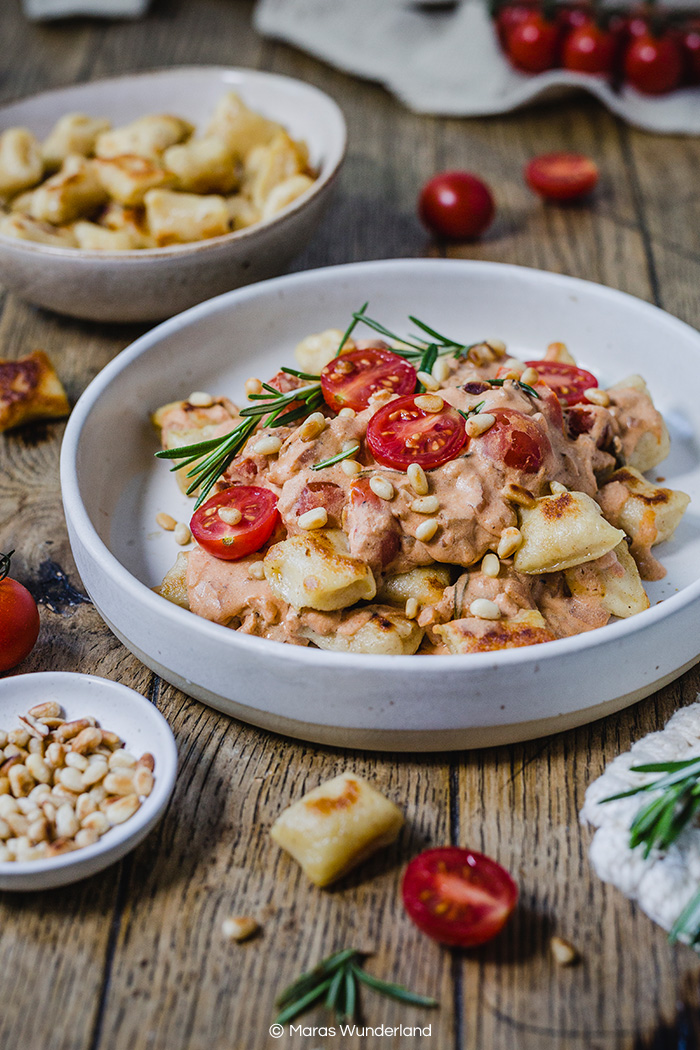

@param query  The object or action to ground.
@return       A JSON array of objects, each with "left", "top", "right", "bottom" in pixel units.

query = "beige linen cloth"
[{"left": 254, "top": 0, "right": 700, "bottom": 134}]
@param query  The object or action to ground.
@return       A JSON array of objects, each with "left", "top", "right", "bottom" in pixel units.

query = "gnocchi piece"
[
  {"left": 225, "top": 194, "right": 261, "bottom": 231},
  {"left": 607, "top": 375, "right": 671, "bottom": 473},
  {"left": 163, "top": 136, "right": 239, "bottom": 195},
  {"left": 0, "top": 213, "right": 77, "bottom": 248},
  {"left": 514, "top": 488, "right": 625, "bottom": 574},
  {"left": 153, "top": 397, "right": 240, "bottom": 494},
  {"left": 300, "top": 605, "right": 424, "bottom": 655},
  {"left": 42, "top": 114, "right": 111, "bottom": 170},
  {"left": 0, "top": 350, "right": 70, "bottom": 433},
  {"left": 294, "top": 328, "right": 353, "bottom": 374},
  {"left": 155, "top": 552, "right": 190, "bottom": 609},
  {"left": 93, "top": 154, "right": 175, "bottom": 206},
  {"left": 0, "top": 128, "right": 43, "bottom": 198},
  {"left": 99, "top": 201, "right": 154, "bottom": 245},
  {"left": 433, "top": 609, "right": 556, "bottom": 654},
  {"left": 270, "top": 773, "right": 404, "bottom": 887},
  {"left": 29, "top": 155, "right": 107, "bottom": 225},
  {"left": 95, "top": 114, "right": 193, "bottom": 161},
  {"left": 205, "top": 92, "right": 284, "bottom": 157},
  {"left": 565, "top": 541, "right": 649, "bottom": 619},
  {"left": 376, "top": 565, "right": 452, "bottom": 609},
  {"left": 261, "top": 173, "right": 315, "bottom": 220},
  {"left": 72, "top": 220, "right": 145, "bottom": 251},
  {"left": 263, "top": 529, "right": 377, "bottom": 611},
  {"left": 144, "top": 188, "right": 229, "bottom": 246},
  {"left": 242, "top": 131, "right": 310, "bottom": 211}
]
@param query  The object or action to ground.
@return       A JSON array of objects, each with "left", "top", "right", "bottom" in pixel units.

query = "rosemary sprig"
[
  {"left": 416, "top": 343, "right": 439, "bottom": 392},
  {"left": 602, "top": 756, "right": 700, "bottom": 948},
  {"left": 489, "top": 377, "right": 540, "bottom": 399},
  {"left": 459, "top": 400, "right": 485, "bottom": 422},
  {"left": 274, "top": 949, "right": 437, "bottom": 1025},
  {"left": 335, "top": 300, "right": 369, "bottom": 357},
  {"left": 311, "top": 444, "right": 360, "bottom": 471}
]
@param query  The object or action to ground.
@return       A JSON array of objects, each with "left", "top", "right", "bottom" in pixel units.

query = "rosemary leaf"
[
  {"left": 670, "top": 885, "right": 700, "bottom": 946},
  {"left": 335, "top": 301, "right": 369, "bottom": 357},
  {"left": 274, "top": 977, "right": 335, "bottom": 1026},
  {"left": 344, "top": 964, "right": 357, "bottom": 1020},
  {"left": 351, "top": 963, "right": 438, "bottom": 1008},
  {"left": 351, "top": 312, "right": 425, "bottom": 353},
  {"left": 275, "top": 949, "right": 358, "bottom": 1009},
  {"left": 408, "top": 315, "right": 466, "bottom": 352},
  {"left": 311, "top": 445, "right": 360, "bottom": 471},
  {"left": 281, "top": 366, "right": 321, "bottom": 381},
  {"left": 417, "top": 344, "right": 438, "bottom": 389},
  {"left": 325, "top": 965, "right": 346, "bottom": 1011},
  {"left": 459, "top": 400, "right": 485, "bottom": 422}
]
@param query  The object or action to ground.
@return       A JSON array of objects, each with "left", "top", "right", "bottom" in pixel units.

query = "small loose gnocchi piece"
[
  {"left": 72, "top": 220, "right": 145, "bottom": 251},
  {"left": 264, "top": 529, "right": 377, "bottom": 611},
  {"left": 155, "top": 552, "right": 190, "bottom": 609},
  {"left": 42, "top": 114, "right": 111, "bottom": 170},
  {"left": 0, "top": 350, "right": 70, "bottom": 433},
  {"left": 294, "top": 328, "right": 354, "bottom": 374},
  {"left": 242, "top": 131, "right": 310, "bottom": 211},
  {"left": 93, "top": 154, "right": 175, "bottom": 206},
  {"left": 261, "top": 173, "right": 315, "bottom": 220},
  {"left": 377, "top": 565, "right": 452, "bottom": 609},
  {"left": 95, "top": 114, "right": 193, "bottom": 161},
  {"left": 0, "top": 213, "right": 77, "bottom": 248},
  {"left": 434, "top": 609, "right": 556, "bottom": 654},
  {"left": 300, "top": 605, "right": 424, "bottom": 655},
  {"left": 144, "top": 188, "right": 229, "bottom": 245},
  {"left": 163, "top": 136, "right": 239, "bottom": 195},
  {"left": 225, "top": 194, "right": 260, "bottom": 230},
  {"left": 205, "top": 92, "right": 284, "bottom": 157},
  {"left": 28, "top": 155, "right": 107, "bottom": 225},
  {"left": 607, "top": 375, "right": 671, "bottom": 473},
  {"left": 0, "top": 128, "right": 44, "bottom": 198},
  {"left": 514, "top": 489, "right": 625, "bottom": 574},
  {"left": 565, "top": 541, "right": 649, "bottom": 619},
  {"left": 270, "top": 773, "right": 404, "bottom": 887}
]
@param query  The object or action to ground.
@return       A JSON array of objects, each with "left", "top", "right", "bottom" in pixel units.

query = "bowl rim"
[
  {"left": 60, "top": 257, "right": 700, "bottom": 674},
  {"left": 0, "top": 65, "right": 347, "bottom": 260},
  {"left": 0, "top": 671, "right": 178, "bottom": 876}
]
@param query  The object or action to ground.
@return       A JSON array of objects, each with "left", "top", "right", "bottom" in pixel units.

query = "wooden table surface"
[{"left": 2, "top": 2, "right": 700, "bottom": 1047}]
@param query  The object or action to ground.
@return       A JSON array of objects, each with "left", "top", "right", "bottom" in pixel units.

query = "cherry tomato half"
[
  {"left": 525, "top": 359, "right": 598, "bottom": 405},
  {"left": 478, "top": 408, "right": 551, "bottom": 473},
  {"left": 366, "top": 394, "right": 468, "bottom": 471},
  {"left": 190, "top": 486, "right": 279, "bottom": 561},
  {"left": 562, "top": 21, "right": 617, "bottom": 74},
  {"left": 525, "top": 153, "right": 599, "bottom": 202},
  {"left": 623, "top": 32, "right": 683, "bottom": 94},
  {"left": 321, "top": 347, "right": 416, "bottom": 413},
  {"left": 507, "top": 12, "right": 561, "bottom": 73},
  {"left": 418, "top": 171, "right": 495, "bottom": 241},
  {"left": 402, "top": 847, "right": 518, "bottom": 948},
  {"left": 0, "top": 551, "right": 40, "bottom": 673}
]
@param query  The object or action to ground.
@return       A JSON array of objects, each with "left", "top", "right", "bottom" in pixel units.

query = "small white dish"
[
  {"left": 0, "top": 67, "right": 346, "bottom": 322},
  {"left": 0, "top": 672, "right": 177, "bottom": 891},
  {"left": 60, "top": 259, "right": 700, "bottom": 751}
]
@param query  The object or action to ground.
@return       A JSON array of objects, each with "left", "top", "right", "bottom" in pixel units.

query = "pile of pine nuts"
[{"left": 0, "top": 702, "right": 155, "bottom": 863}]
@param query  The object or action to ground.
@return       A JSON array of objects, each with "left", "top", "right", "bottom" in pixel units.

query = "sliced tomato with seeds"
[
  {"left": 190, "top": 485, "right": 279, "bottom": 561},
  {"left": 478, "top": 408, "right": 551, "bottom": 474},
  {"left": 402, "top": 847, "right": 518, "bottom": 948},
  {"left": 524, "top": 359, "right": 598, "bottom": 405},
  {"left": 366, "top": 394, "right": 467, "bottom": 471},
  {"left": 321, "top": 347, "right": 417, "bottom": 413}
]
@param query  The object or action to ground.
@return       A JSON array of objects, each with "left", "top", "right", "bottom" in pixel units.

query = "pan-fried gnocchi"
[
  {"left": 0, "top": 94, "right": 316, "bottom": 250},
  {"left": 154, "top": 315, "right": 689, "bottom": 655}
]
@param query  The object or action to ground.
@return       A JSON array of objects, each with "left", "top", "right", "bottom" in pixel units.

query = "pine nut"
[
  {"left": 416, "top": 371, "right": 440, "bottom": 392},
  {"left": 521, "top": 367, "right": 539, "bottom": 386},
  {"left": 369, "top": 476, "right": 395, "bottom": 501},
  {"left": 19, "top": 714, "right": 49, "bottom": 740},
  {"left": 8, "top": 765, "right": 33, "bottom": 798},
  {"left": 65, "top": 752, "right": 89, "bottom": 772},
  {"left": 341, "top": 458, "right": 362, "bottom": 476},
  {"left": 156, "top": 512, "right": 177, "bottom": 531},
  {"left": 253, "top": 435, "right": 282, "bottom": 456},
  {"left": 0, "top": 732, "right": 7, "bottom": 749},
  {"left": 71, "top": 727, "right": 103, "bottom": 755},
  {"left": 81, "top": 811, "right": 110, "bottom": 835},
  {"left": 405, "top": 598, "right": 419, "bottom": 619},
  {"left": 27, "top": 817, "right": 48, "bottom": 845},
  {"left": 487, "top": 339, "right": 507, "bottom": 356},
  {"left": 28, "top": 702, "right": 61, "bottom": 720},
  {"left": 101, "top": 731, "right": 122, "bottom": 751},
  {"left": 407, "top": 463, "right": 429, "bottom": 495},
  {"left": 26, "top": 754, "right": 51, "bottom": 784},
  {"left": 138, "top": 753, "right": 156, "bottom": 773},
  {"left": 546, "top": 341, "right": 575, "bottom": 364},
  {"left": 432, "top": 357, "right": 451, "bottom": 383},
  {"left": 58, "top": 767, "right": 84, "bottom": 793},
  {"left": 245, "top": 377, "right": 263, "bottom": 396},
  {"left": 82, "top": 760, "right": 108, "bottom": 787},
  {"left": 584, "top": 387, "right": 610, "bottom": 407},
  {"left": 550, "top": 481, "right": 567, "bottom": 495},
  {"left": 188, "top": 391, "right": 214, "bottom": 408},
  {"left": 466, "top": 412, "right": 496, "bottom": 438},
  {"left": 46, "top": 742, "right": 66, "bottom": 767},
  {"left": 105, "top": 795, "right": 141, "bottom": 826},
  {"left": 298, "top": 507, "right": 328, "bottom": 530},
  {"left": 76, "top": 793, "right": 97, "bottom": 822},
  {"left": 218, "top": 506, "right": 243, "bottom": 526},
  {"left": 299, "top": 412, "right": 326, "bottom": 441},
  {"left": 248, "top": 560, "right": 265, "bottom": 580},
  {"left": 109, "top": 749, "right": 137, "bottom": 770},
  {"left": 502, "top": 483, "right": 537, "bottom": 509},
  {"left": 468, "top": 343, "right": 495, "bottom": 367},
  {"left": 503, "top": 357, "right": 525, "bottom": 374},
  {"left": 338, "top": 407, "right": 356, "bottom": 418},
  {"left": 55, "top": 719, "right": 95, "bottom": 744},
  {"left": 411, "top": 495, "right": 439, "bottom": 514},
  {"left": 469, "top": 598, "right": 501, "bottom": 620},
  {"left": 55, "top": 803, "right": 79, "bottom": 839},
  {"left": 9, "top": 729, "right": 30, "bottom": 748},
  {"left": 134, "top": 767, "right": 154, "bottom": 797},
  {"left": 0, "top": 819, "right": 10, "bottom": 840},
  {"left": 497, "top": 527, "right": 522, "bottom": 559},
  {"left": 222, "top": 916, "right": 260, "bottom": 942},
  {"left": 415, "top": 518, "right": 439, "bottom": 542},
  {"left": 550, "top": 936, "right": 579, "bottom": 966},
  {"left": 174, "top": 522, "right": 191, "bottom": 546},
  {"left": 482, "top": 553, "right": 500, "bottom": 578},
  {"left": 75, "top": 828, "right": 99, "bottom": 849},
  {"left": 414, "top": 394, "right": 444, "bottom": 412},
  {"left": 104, "top": 771, "right": 136, "bottom": 797}
]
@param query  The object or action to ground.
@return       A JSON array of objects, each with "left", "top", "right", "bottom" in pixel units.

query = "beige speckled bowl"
[{"left": 0, "top": 67, "right": 346, "bottom": 322}]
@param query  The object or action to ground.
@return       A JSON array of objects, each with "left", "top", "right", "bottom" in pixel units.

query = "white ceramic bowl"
[
  {"left": 0, "top": 67, "right": 346, "bottom": 322},
  {"left": 60, "top": 259, "right": 700, "bottom": 751},
  {"left": 0, "top": 672, "right": 177, "bottom": 890}
]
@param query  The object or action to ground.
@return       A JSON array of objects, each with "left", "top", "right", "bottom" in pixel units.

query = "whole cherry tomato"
[
  {"left": 402, "top": 847, "right": 518, "bottom": 948},
  {"left": 507, "top": 12, "right": 561, "bottom": 73},
  {"left": 190, "top": 486, "right": 279, "bottom": 561},
  {"left": 624, "top": 31, "right": 683, "bottom": 94},
  {"left": 418, "top": 171, "right": 495, "bottom": 241},
  {"left": 366, "top": 394, "right": 468, "bottom": 471},
  {"left": 524, "top": 360, "right": 598, "bottom": 404},
  {"left": 525, "top": 152, "right": 599, "bottom": 201},
  {"left": 680, "top": 23, "right": 700, "bottom": 84},
  {"left": 496, "top": 0, "right": 538, "bottom": 45},
  {"left": 0, "top": 550, "right": 40, "bottom": 673},
  {"left": 557, "top": 2, "right": 592, "bottom": 33},
  {"left": 562, "top": 21, "right": 617, "bottom": 74},
  {"left": 321, "top": 347, "right": 416, "bottom": 413}
]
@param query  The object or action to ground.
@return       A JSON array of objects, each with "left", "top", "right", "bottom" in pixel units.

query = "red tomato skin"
[
  {"left": 402, "top": 847, "right": 518, "bottom": 948},
  {"left": 478, "top": 408, "right": 551, "bottom": 473},
  {"left": 624, "top": 33, "right": 683, "bottom": 94},
  {"left": 367, "top": 394, "right": 468, "bottom": 472},
  {"left": 562, "top": 22, "right": 617, "bottom": 74},
  {"left": 0, "top": 577, "right": 40, "bottom": 673},
  {"left": 507, "top": 13, "right": 561, "bottom": 73},
  {"left": 321, "top": 348, "right": 416, "bottom": 413},
  {"left": 496, "top": 1, "right": 538, "bottom": 45},
  {"left": 524, "top": 153, "right": 599, "bottom": 202},
  {"left": 418, "top": 172, "right": 495, "bottom": 241},
  {"left": 557, "top": 3, "right": 592, "bottom": 33},
  {"left": 524, "top": 359, "right": 598, "bottom": 405},
  {"left": 681, "top": 25, "right": 700, "bottom": 83},
  {"left": 190, "top": 486, "right": 279, "bottom": 561}
]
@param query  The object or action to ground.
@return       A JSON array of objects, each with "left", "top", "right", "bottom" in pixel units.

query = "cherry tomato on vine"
[
  {"left": 524, "top": 153, "right": 599, "bottom": 202},
  {"left": 680, "top": 24, "right": 700, "bottom": 83},
  {"left": 506, "top": 12, "right": 561, "bottom": 73},
  {"left": 524, "top": 360, "right": 598, "bottom": 405},
  {"left": 496, "top": 0, "right": 538, "bottom": 45},
  {"left": 320, "top": 347, "right": 416, "bottom": 413},
  {"left": 366, "top": 394, "right": 468, "bottom": 471},
  {"left": 0, "top": 550, "right": 40, "bottom": 673},
  {"left": 478, "top": 408, "right": 551, "bottom": 473},
  {"left": 557, "top": 2, "right": 592, "bottom": 33},
  {"left": 402, "top": 847, "right": 518, "bottom": 948},
  {"left": 562, "top": 21, "right": 617, "bottom": 74},
  {"left": 190, "top": 486, "right": 279, "bottom": 561},
  {"left": 418, "top": 171, "right": 495, "bottom": 241},
  {"left": 623, "top": 32, "right": 683, "bottom": 94}
]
